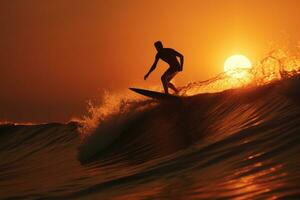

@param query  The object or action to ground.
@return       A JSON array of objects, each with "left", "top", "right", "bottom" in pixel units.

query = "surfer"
[{"left": 144, "top": 41, "right": 184, "bottom": 94}]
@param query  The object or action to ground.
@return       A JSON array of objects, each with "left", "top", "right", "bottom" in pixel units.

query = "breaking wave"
[{"left": 1, "top": 48, "right": 300, "bottom": 199}]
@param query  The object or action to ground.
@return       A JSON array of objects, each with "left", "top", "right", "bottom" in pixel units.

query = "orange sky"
[{"left": 1, "top": 0, "right": 300, "bottom": 123}]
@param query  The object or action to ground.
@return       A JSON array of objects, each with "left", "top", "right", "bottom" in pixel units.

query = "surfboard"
[{"left": 129, "top": 88, "right": 180, "bottom": 100}]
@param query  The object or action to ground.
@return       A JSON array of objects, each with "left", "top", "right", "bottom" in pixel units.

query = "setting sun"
[{"left": 224, "top": 55, "right": 252, "bottom": 78}]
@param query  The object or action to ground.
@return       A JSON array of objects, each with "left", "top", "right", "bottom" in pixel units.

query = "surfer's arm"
[
  {"left": 179, "top": 54, "right": 184, "bottom": 70},
  {"left": 174, "top": 50, "right": 184, "bottom": 68},
  {"left": 144, "top": 55, "right": 159, "bottom": 80},
  {"left": 172, "top": 49, "right": 184, "bottom": 70}
]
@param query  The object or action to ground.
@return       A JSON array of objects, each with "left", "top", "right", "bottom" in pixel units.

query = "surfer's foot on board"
[
  {"left": 163, "top": 87, "right": 179, "bottom": 95},
  {"left": 167, "top": 82, "right": 179, "bottom": 95}
]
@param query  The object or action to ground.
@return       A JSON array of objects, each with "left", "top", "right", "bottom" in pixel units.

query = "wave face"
[{"left": 1, "top": 76, "right": 300, "bottom": 199}]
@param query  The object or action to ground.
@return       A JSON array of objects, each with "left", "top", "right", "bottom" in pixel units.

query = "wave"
[
  {"left": 78, "top": 74, "right": 300, "bottom": 163},
  {"left": 1, "top": 49, "right": 300, "bottom": 199},
  {"left": 70, "top": 75, "right": 300, "bottom": 199}
]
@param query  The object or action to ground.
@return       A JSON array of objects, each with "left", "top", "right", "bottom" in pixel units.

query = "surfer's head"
[{"left": 154, "top": 41, "right": 163, "bottom": 51}]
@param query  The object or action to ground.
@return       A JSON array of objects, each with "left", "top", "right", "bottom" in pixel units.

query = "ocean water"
[{"left": 1, "top": 74, "right": 300, "bottom": 199}]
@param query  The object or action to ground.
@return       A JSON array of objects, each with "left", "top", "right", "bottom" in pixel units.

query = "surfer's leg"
[
  {"left": 161, "top": 70, "right": 170, "bottom": 94},
  {"left": 166, "top": 71, "right": 179, "bottom": 93},
  {"left": 168, "top": 82, "right": 179, "bottom": 93}
]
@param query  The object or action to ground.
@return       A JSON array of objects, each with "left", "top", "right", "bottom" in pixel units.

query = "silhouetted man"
[{"left": 144, "top": 41, "right": 184, "bottom": 94}]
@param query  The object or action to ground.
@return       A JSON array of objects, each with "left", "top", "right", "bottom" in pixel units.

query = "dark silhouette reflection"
[{"left": 144, "top": 41, "right": 184, "bottom": 94}]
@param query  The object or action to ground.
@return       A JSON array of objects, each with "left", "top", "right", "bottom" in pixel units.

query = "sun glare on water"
[{"left": 224, "top": 54, "right": 252, "bottom": 78}]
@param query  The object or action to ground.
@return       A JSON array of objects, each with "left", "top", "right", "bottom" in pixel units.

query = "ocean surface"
[{"left": 1, "top": 75, "right": 300, "bottom": 199}]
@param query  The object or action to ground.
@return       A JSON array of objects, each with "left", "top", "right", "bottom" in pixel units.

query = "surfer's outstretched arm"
[{"left": 144, "top": 54, "right": 159, "bottom": 80}]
